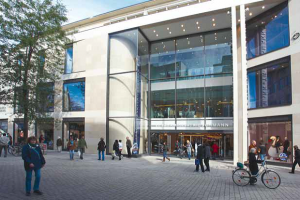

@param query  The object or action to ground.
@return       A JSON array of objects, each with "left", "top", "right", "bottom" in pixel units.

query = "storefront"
[
  {"left": 62, "top": 118, "right": 85, "bottom": 150},
  {"left": 248, "top": 115, "right": 293, "bottom": 163},
  {"left": 36, "top": 120, "right": 54, "bottom": 150},
  {"left": 0, "top": 119, "right": 8, "bottom": 133},
  {"left": 13, "top": 119, "right": 25, "bottom": 144}
]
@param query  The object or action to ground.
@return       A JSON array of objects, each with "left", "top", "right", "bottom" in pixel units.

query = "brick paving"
[{"left": 0, "top": 152, "right": 300, "bottom": 200}]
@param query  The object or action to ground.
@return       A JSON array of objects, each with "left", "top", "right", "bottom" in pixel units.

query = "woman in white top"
[{"left": 118, "top": 140, "right": 123, "bottom": 160}]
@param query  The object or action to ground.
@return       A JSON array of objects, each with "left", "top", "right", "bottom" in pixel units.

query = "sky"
[{"left": 61, "top": 0, "right": 150, "bottom": 24}]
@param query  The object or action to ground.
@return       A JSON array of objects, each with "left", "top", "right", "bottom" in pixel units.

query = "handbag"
[{"left": 195, "top": 159, "right": 200, "bottom": 165}]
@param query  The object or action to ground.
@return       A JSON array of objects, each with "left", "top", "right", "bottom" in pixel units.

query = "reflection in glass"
[
  {"left": 150, "top": 40, "right": 175, "bottom": 79},
  {"left": 36, "top": 121, "right": 54, "bottom": 150},
  {"left": 151, "top": 79, "right": 175, "bottom": 118},
  {"left": 110, "top": 30, "right": 138, "bottom": 74},
  {"left": 246, "top": 2, "right": 289, "bottom": 59},
  {"left": 247, "top": 57, "right": 291, "bottom": 109},
  {"left": 206, "top": 85, "right": 233, "bottom": 117},
  {"left": 0, "top": 120, "right": 8, "bottom": 133},
  {"left": 205, "top": 31, "right": 232, "bottom": 75},
  {"left": 65, "top": 45, "right": 73, "bottom": 74},
  {"left": 63, "top": 121, "right": 85, "bottom": 149},
  {"left": 63, "top": 80, "right": 85, "bottom": 111},
  {"left": 176, "top": 35, "right": 205, "bottom": 77},
  {"left": 138, "top": 32, "right": 149, "bottom": 77},
  {"left": 36, "top": 83, "right": 54, "bottom": 112}
]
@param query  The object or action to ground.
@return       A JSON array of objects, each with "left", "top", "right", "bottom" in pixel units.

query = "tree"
[{"left": 0, "top": 0, "right": 70, "bottom": 140}]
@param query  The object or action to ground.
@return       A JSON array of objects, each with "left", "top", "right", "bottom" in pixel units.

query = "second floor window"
[{"left": 63, "top": 79, "right": 85, "bottom": 111}]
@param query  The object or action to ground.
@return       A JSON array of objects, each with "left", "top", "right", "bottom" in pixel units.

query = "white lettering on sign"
[{"left": 0, "top": 107, "right": 6, "bottom": 112}]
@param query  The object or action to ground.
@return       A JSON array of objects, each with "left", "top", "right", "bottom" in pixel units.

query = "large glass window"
[
  {"left": 247, "top": 57, "right": 291, "bottom": 109},
  {"left": 63, "top": 79, "right": 85, "bottom": 111},
  {"left": 0, "top": 119, "right": 8, "bottom": 133},
  {"left": 62, "top": 119, "right": 85, "bottom": 150},
  {"left": 36, "top": 120, "right": 54, "bottom": 150},
  {"left": 248, "top": 116, "right": 292, "bottom": 163},
  {"left": 65, "top": 45, "right": 73, "bottom": 74},
  {"left": 36, "top": 82, "right": 54, "bottom": 112},
  {"left": 246, "top": 1, "right": 289, "bottom": 59}
]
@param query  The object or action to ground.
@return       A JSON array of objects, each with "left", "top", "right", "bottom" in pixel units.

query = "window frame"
[
  {"left": 64, "top": 44, "right": 74, "bottom": 74},
  {"left": 62, "top": 78, "right": 86, "bottom": 112}
]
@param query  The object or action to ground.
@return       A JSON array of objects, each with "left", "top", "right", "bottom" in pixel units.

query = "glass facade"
[
  {"left": 63, "top": 79, "right": 85, "bottom": 111},
  {"left": 36, "top": 82, "right": 54, "bottom": 112},
  {"left": 65, "top": 45, "right": 73, "bottom": 74},
  {"left": 248, "top": 116, "right": 292, "bottom": 163},
  {"left": 247, "top": 57, "right": 291, "bottom": 109},
  {"left": 0, "top": 119, "right": 8, "bottom": 133},
  {"left": 36, "top": 121, "right": 54, "bottom": 150},
  {"left": 62, "top": 119, "right": 85, "bottom": 150},
  {"left": 246, "top": 1, "right": 289, "bottom": 59},
  {"left": 150, "top": 29, "right": 233, "bottom": 130}
]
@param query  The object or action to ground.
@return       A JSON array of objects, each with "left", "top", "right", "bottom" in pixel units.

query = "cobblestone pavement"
[{"left": 1, "top": 152, "right": 300, "bottom": 200}]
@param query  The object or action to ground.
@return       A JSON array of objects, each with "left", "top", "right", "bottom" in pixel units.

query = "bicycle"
[
  {"left": 8, "top": 144, "right": 23, "bottom": 156},
  {"left": 232, "top": 160, "right": 281, "bottom": 189}
]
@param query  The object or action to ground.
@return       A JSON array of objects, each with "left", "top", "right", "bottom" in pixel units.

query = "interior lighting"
[
  {"left": 213, "top": 23, "right": 216, "bottom": 26},
  {"left": 198, "top": 26, "right": 200, "bottom": 29},
  {"left": 156, "top": 34, "right": 158, "bottom": 37},
  {"left": 249, "top": 12, "right": 252, "bottom": 16},
  {"left": 167, "top": 27, "right": 170, "bottom": 30},
  {"left": 214, "top": 33, "right": 217, "bottom": 35},
  {"left": 227, "top": 11, "right": 230, "bottom": 14},
  {"left": 246, "top": 7, "right": 249, "bottom": 11},
  {"left": 169, "top": 32, "right": 172, "bottom": 34},
  {"left": 262, "top": 6, "right": 265, "bottom": 9},
  {"left": 212, "top": 18, "right": 215, "bottom": 22},
  {"left": 196, "top": 21, "right": 199, "bottom": 24},
  {"left": 181, "top": 24, "right": 184, "bottom": 27},
  {"left": 238, "top": 19, "right": 241, "bottom": 22},
  {"left": 153, "top": 30, "right": 156, "bottom": 33},
  {"left": 183, "top": 29, "right": 186, "bottom": 32}
]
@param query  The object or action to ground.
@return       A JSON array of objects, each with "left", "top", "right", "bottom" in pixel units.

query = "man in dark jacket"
[
  {"left": 113, "top": 140, "right": 120, "bottom": 160},
  {"left": 195, "top": 144, "right": 205, "bottom": 173},
  {"left": 78, "top": 135, "right": 88, "bottom": 160},
  {"left": 22, "top": 136, "right": 46, "bottom": 196},
  {"left": 289, "top": 145, "right": 300, "bottom": 174},
  {"left": 249, "top": 148, "right": 262, "bottom": 185},
  {"left": 126, "top": 137, "right": 132, "bottom": 158},
  {"left": 98, "top": 138, "right": 106, "bottom": 161},
  {"left": 204, "top": 143, "right": 211, "bottom": 172}
]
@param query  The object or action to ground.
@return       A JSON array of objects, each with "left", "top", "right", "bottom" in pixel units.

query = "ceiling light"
[
  {"left": 183, "top": 29, "right": 186, "bottom": 32},
  {"left": 213, "top": 23, "right": 216, "bottom": 26},
  {"left": 215, "top": 33, "right": 217, "bottom": 35},
  {"left": 167, "top": 27, "right": 170, "bottom": 30},
  {"left": 169, "top": 32, "right": 172, "bottom": 34},
  {"left": 227, "top": 11, "right": 230, "bottom": 14},
  {"left": 196, "top": 21, "right": 199, "bottom": 24},
  {"left": 275, "top": 15, "right": 277, "bottom": 18},
  {"left": 181, "top": 24, "right": 184, "bottom": 27},
  {"left": 212, "top": 18, "right": 215, "bottom": 21},
  {"left": 153, "top": 30, "right": 156, "bottom": 33},
  {"left": 246, "top": 7, "right": 249, "bottom": 11},
  {"left": 238, "top": 19, "right": 240, "bottom": 22},
  {"left": 249, "top": 12, "right": 252, "bottom": 16},
  {"left": 197, "top": 26, "right": 200, "bottom": 29},
  {"left": 262, "top": 6, "right": 265, "bottom": 9},
  {"left": 225, "top": 37, "right": 227, "bottom": 39},
  {"left": 156, "top": 34, "right": 158, "bottom": 37},
  {"left": 162, "top": 42, "right": 163, "bottom": 44},
  {"left": 187, "top": 37, "right": 189, "bottom": 40}
]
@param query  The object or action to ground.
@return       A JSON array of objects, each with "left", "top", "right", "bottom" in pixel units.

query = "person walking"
[
  {"left": 113, "top": 140, "right": 119, "bottom": 160},
  {"left": 56, "top": 136, "right": 62, "bottom": 152},
  {"left": 186, "top": 140, "right": 193, "bottom": 160},
  {"left": 22, "top": 136, "right": 46, "bottom": 196},
  {"left": 78, "top": 135, "right": 88, "bottom": 160},
  {"left": 204, "top": 143, "right": 211, "bottom": 172},
  {"left": 162, "top": 142, "right": 170, "bottom": 162},
  {"left": 67, "top": 137, "right": 76, "bottom": 160},
  {"left": 258, "top": 140, "right": 266, "bottom": 161},
  {"left": 195, "top": 143, "right": 205, "bottom": 173},
  {"left": 126, "top": 137, "right": 132, "bottom": 158},
  {"left": 289, "top": 145, "right": 300, "bottom": 174},
  {"left": 118, "top": 140, "right": 123, "bottom": 160},
  {"left": 212, "top": 142, "right": 219, "bottom": 160},
  {"left": 98, "top": 138, "right": 106, "bottom": 161},
  {"left": 0, "top": 133, "right": 9, "bottom": 157}
]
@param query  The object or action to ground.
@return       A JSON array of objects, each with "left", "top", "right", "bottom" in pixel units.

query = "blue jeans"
[
  {"left": 187, "top": 151, "right": 191, "bottom": 160},
  {"left": 98, "top": 150, "right": 105, "bottom": 160},
  {"left": 69, "top": 150, "right": 74, "bottom": 160},
  {"left": 163, "top": 151, "right": 167, "bottom": 158},
  {"left": 26, "top": 169, "right": 41, "bottom": 192},
  {"left": 260, "top": 154, "right": 266, "bottom": 161}
]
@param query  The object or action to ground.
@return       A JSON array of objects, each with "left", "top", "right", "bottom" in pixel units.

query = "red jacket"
[{"left": 212, "top": 144, "right": 219, "bottom": 153}]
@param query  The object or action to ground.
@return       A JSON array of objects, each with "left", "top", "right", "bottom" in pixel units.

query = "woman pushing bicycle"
[{"left": 248, "top": 148, "right": 263, "bottom": 185}]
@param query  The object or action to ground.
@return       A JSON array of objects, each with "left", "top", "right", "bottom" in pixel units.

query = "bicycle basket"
[{"left": 237, "top": 162, "right": 244, "bottom": 169}]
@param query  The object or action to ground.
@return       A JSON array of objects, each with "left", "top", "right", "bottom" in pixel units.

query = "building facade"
[{"left": 1, "top": 0, "right": 300, "bottom": 164}]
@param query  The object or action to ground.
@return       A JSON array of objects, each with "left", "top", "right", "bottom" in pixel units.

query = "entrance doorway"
[
  {"left": 150, "top": 132, "right": 233, "bottom": 159},
  {"left": 62, "top": 118, "right": 85, "bottom": 150}
]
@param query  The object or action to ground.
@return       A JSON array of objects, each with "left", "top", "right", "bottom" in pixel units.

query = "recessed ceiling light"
[
  {"left": 181, "top": 24, "right": 184, "bottom": 27},
  {"left": 213, "top": 23, "right": 216, "bottom": 26},
  {"left": 249, "top": 12, "right": 252, "bottom": 16},
  {"left": 227, "top": 11, "right": 230, "bottom": 14},
  {"left": 275, "top": 15, "right": 277, "bottom": 18},
  {"left": 183, "top": 29, "right": 186, "bottom": 32},
  {"left": 238, "top": 19, "right": 241, "bottom": 22},
  {"left": 187, "top": 37, "right": 189, "bottom": 40},
  {"left": 246, "top": 7, "right": 249, "bottom": 11},
  {"left": 215, "top": 33, "right": 217, "bottom": 35},
  {"left": 167, "top": 27, "right": 170, "bottom": 30},
  {"left": 169, "top": 32, "right": 172, "bottom": 34},
  {"left": 196, "top": 21, "right": 199, "bottom": 24},
  {"left": 153, "top": 30, "right": 156, "bottom": 33},
  {"left": 197, "top": 26, "right": 200, "bottom": 29},
  {"left": 156, "top": 34, "right": 158, "bottom": 37},
  {"left": 212, "top": 18, "right": 215, "bottom": 22},
  {"left": 262, "top": 6, "right": 265, "bottom": 9}
]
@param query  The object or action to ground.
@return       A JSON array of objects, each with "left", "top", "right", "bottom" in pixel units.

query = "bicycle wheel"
[
  {"left": 232, "top": 169, "right": 251, "bottom": 186},
  {"left": 8, "top": 147, "right": 13, "bottom": 155},
  {"left": 261, "top": 170, "right": 281, "bottom": 189}
]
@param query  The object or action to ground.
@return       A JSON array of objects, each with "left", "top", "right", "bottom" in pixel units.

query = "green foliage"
[{"left": 0, "top": 0, "right": 70, "bottom": 132}]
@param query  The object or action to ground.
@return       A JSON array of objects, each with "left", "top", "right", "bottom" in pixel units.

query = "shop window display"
[{"left": 248, "top": 118, "right": 292, "bottom": 163}]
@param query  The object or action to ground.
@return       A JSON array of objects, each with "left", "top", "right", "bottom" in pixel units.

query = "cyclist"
[{"left": 249, "top": 148, "right": 263, "bottom": 185}]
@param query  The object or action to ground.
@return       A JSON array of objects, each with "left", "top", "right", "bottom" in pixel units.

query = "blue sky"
[{"left": 62, "top": 0, "right": 150, "bottom": 24}]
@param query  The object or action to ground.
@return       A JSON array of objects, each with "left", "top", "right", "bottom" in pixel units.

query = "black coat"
[
  {"left": 22, "top": 144, "right": 46, "bottom": 171},
  {"left": 113, "top": 142, "right": 119, "bottom": 151},
  {"left": 197, "top": 145, "right": 205, "bottom": 159},
  {"left": 295, "top": 149, "right": 300, "bottom": 162},
  {"left": 249, "top": 153, "right": 262, "bottom": 175},
  {"left": 98, "top": 140, "right": 106, "bottom": 151}
]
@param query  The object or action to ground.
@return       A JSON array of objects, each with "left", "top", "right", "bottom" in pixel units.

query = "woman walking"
[
  {"left": 67, "top": 137, "right": 76, "bottom": 160},
  {"left": 22, "top": 136, "right": 46, "bottom": 196},
  {"left": 113, "top": 140, "right": 120, "bottom": 160},
  {"left": 186, "top": 140, "right": 193, "bottom": 160},
  {"left": 97, "top": 138, "right": 106, "bottom": 161},
  {"left": 162, "top": 142, "right": 170, "bottom": 162}
]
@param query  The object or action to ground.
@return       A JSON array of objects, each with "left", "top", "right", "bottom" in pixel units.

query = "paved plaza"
[{"left": 0, "top": 152, "right": 300, "bottom": 200}]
